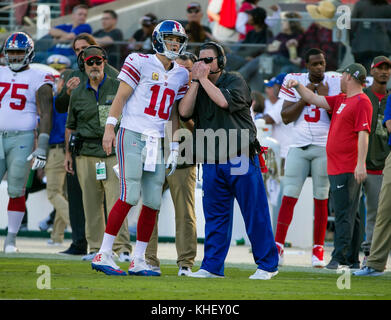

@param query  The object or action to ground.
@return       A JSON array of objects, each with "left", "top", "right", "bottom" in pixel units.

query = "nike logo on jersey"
[
  {"left": 363, "top": 123, "right": 368, "bottom": 126},
  {"left": 337, "top": 185, "right": 344, "bottom": 189}
]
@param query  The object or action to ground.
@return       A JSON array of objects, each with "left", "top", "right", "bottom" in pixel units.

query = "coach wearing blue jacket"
[{"left": 179, "top": 42, "right": 278, "bottom": 280}]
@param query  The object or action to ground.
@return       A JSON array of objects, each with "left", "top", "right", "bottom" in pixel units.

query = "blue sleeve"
[
  {"left": 55, "top": 24, "right": 70, "bottom": 32},
  {"left": 73, "top": 24, "right": 92, "bottom": 35},
  {"left": 383, "top": 94, "right": 391, "bottom": 126}
]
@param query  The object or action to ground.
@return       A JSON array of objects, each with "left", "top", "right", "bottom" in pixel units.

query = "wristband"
[
  {"left": 294, "top": 83, "right": 300, "bottom": 89},
  {"left": 192, "top": 79, "right": 200, "bottom": 83},
  {"left": 106, "top": 116, "right": 118, "bottom": 126},
  {"left": 170, "top": 142, "right": 179, "bottom": 151}
]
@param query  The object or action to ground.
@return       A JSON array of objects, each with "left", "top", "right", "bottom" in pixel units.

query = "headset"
[
  {"left": 199, "top": 41, "right": 226, "bottom": 71},
  {"left": 77, "top": 45, "right": 108, "bottom": 72}
]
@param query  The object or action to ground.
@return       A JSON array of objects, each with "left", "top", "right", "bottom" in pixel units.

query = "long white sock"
[
  {"left": 8, "top": 210, "right": 25, "bottom": 234},
  {"left": 99, "top": 233, "right": 116, "bottom": 254},
  {"left": 133, "top": 240, "right": 148, "bottom": 259}
]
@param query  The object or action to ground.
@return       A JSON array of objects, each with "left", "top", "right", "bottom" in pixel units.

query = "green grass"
[{"left": 0, "top": 254, "right": 390, "bottom": 300}]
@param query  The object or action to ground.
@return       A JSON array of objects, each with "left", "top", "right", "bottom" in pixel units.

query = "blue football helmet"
[
  {"left": 152, "top": 20, "right": 188, "bottom": 60},
  {"left": 4, "top": 32, "right": 35, "bottom": 71}
]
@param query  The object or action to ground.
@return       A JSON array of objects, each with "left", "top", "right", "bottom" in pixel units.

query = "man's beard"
[{"left": 89, "top": 70, "right": 100, "bottom": 80}]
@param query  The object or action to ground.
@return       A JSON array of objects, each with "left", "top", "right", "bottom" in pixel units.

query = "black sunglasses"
[
  {"left": 187, "top": 9, "right": 200, "bottom": 14},
  {"left": 85, "top": 58, "right": 103, "bottom": 66},
  {"left": 196, "top": 57, "right": 217, "bottom": 64}
]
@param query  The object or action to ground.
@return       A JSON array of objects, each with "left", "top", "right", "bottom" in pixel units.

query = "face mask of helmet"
[
  {"left": 5, "top": 50, "right": 30, "bottom": 71},
  {"left": 152, "top": 20, "right": 188, "bottom": 61},
  {"left": 161, "top": 35, "right": 187, "bottom": 60}
]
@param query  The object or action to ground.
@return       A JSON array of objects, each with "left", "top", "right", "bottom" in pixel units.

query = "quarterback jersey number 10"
[{"left": 118, "top": 53, "right": 189, "bottom": 138}]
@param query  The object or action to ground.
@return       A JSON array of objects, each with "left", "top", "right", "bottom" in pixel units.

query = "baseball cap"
[
  {"left": 337, "top": 63, "right": 367, "bottom": 84},
  {"left": 140, "top": 14, "right": 158, "bottom": 26},
  {"left": 83, "top": 46, "right": 105, "bottom": 61},
  {"left": 371, "top": 56, "right": 391, "bottom": 69},
  {"left": 264, "top": 77, "right": 276, "bottom": 87},
  {"left": 264, "top": 73, "right": 286, "bottom": 87},
  {"left": 46, "top": 54, "right": 71, "bottom": 70},
  {"left": 187, "top": 2, "right": 201, "bottom": 11}
]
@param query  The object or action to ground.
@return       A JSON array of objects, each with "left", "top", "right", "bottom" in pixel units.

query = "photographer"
[{"left": 65, "top": 46, "right": 132, "bottom": 261}]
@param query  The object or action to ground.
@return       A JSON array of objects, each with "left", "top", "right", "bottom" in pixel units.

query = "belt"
[{"left": 49, "top": 143, "right": 65, "bottom": 149}]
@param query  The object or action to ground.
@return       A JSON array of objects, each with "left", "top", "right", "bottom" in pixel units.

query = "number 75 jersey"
[
  {"left": 0, "top": 66, "right": 54, "bottom": 131},
  {"left": 278, "top": 72, "right": 341, "bottom": 148},
  {"left": 118, "top": 53, "right": 189, "bottom": 138}
]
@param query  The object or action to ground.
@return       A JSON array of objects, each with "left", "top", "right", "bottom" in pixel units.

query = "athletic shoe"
[
  {"left": 325, "top": 260, "right": 349, "bottom": 270},
  {"left": 82, "top": 252, "right": 97, "bottom": 261},
  {"left": 47, "top": 239, "right": 62, "bottom": 246},
  {"left": 147, "top": 264, "right": 162, "bottom": 275},
  {"left": 59, "top": 244, "right": 87, "bottom": 256},
  {"left": 249, "top": 268, "right": 278, "bottom": 280},
  {"left": 39, "top": 216, "right": 53, "bottom": 232},
  {"left": 188, "top": 269, "right": 224, "bottom": 278},
  {"left": 178, "top": 267, "right": 192, "bottom": 276},
  {"left": 128, "top": 256, "right": 161, "bottom": 276},
  {"left": 91, "top": 251, "right": 127, "bottom": 276},
  {"left": 4, "top": 244, "right": 18, "bottom": 253},
  {"left": 276, "top": 242, "right": 284, "bottom": 266},
  {"left": 349, "top": 262, "right": 361, "bottom": 270},
  {"left": 353, "top": 266, "right": 384, "bottom": 277},
  {"left": 118, "top": 252, "right": 131, "bottom": 262},
  {"left": 312, "top": 245, "right": 326, "bottom": 268}
]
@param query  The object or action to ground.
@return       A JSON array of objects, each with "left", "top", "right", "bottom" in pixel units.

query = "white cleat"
[
  {"left": 91, "top": 251, "right": 127, "bottom": 276},
  {"left": 178, "top": 267, "right": 192, "bottom": 276},
  {"left": 128, "top": 256, "right": 161, "bottom": 276},
  {"left": 249, "top": 268, "right": 278, "bottom": 280},
  {"left": 312, "top": 245, "right": 326, "bottom": 268},
  {"left": 4, "top": 244, "right": 19, "bottom": 253},
  {"left": 188, "top": 269, "right": 224, "bottom": 278}
]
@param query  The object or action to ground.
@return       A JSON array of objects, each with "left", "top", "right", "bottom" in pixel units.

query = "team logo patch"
[
  {"left": 152, "top": 72, "right": 159, "bottom": 81},
  {"left": 336, "top": 103, "right": 346, "bottom": 114}
]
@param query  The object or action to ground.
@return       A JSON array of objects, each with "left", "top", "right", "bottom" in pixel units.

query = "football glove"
[{"left": 27, "top": 133, "right": 49, "bottom": 170}]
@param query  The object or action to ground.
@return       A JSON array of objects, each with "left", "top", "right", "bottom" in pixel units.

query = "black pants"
[
  {"left": 66, "top": 154, "right": 87, "bottom": 251},
  {"left": 329, "top": 173, "right": 362, "bottom": 265}
]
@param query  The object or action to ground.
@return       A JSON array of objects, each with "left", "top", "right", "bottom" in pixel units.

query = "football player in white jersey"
[
  {"left": 0, "top": 32, "right": 53, "bottom": 252},
  {"left": 91, "top": 20, "right": 189, "bottom": 276},
  {"left": 274, "top": 48, "right": 341, "bottom": 267}
]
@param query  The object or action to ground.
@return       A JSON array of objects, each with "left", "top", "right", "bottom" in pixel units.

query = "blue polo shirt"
[
  {"left": 384, "top": 95, "right": 391, "bottom": 146},
  {"left": 49, "top": 23, "right": 92, "bottom": 56}
]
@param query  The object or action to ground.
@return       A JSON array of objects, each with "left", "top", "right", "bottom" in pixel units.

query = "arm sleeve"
[
  {"left": 176, "top": 69, "right": 190, "bottom": 101},
  {"left": 117, "top": 53, "right": 142, "bottom": 89},
  {"left": 325, "top": 95, "right": 340, "bottom": 113},
  {"left": 278, "top": 74, "right": 299, "bottom": 102},
  {"left": 354, "top": 99, "right": 372, "bottom": 133},
  {"left": 66, "top": 94, "right": 76, "bottom": 130},
  {"left": 220, "top": 74, "right": 251, "bottom": 113}
]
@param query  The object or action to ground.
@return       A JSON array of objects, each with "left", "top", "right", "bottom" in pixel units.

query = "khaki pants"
[
  {"left": 146, "top": 165, "right": 197, "bottom": 268},
  {"left": 367, "top": 152, "right": 391, "bottom": 271},
  {"left": 76, "top": 155, "right": 132, "bottom": 254},
  {"left": 45, "top": 146, "right": 69, "bottom": 243}
]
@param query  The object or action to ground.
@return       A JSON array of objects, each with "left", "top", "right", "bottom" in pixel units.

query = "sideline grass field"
[{"left": 0, "top": 254, "right": 390, "bottom": 300}]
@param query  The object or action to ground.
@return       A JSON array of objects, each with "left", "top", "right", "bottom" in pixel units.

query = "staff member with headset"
[
  {"left": 178, "top": 42, "right": 278, "bottom": 280},
  {"left": 65, "top": 46, "right": 132, "bottom": 261}
]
